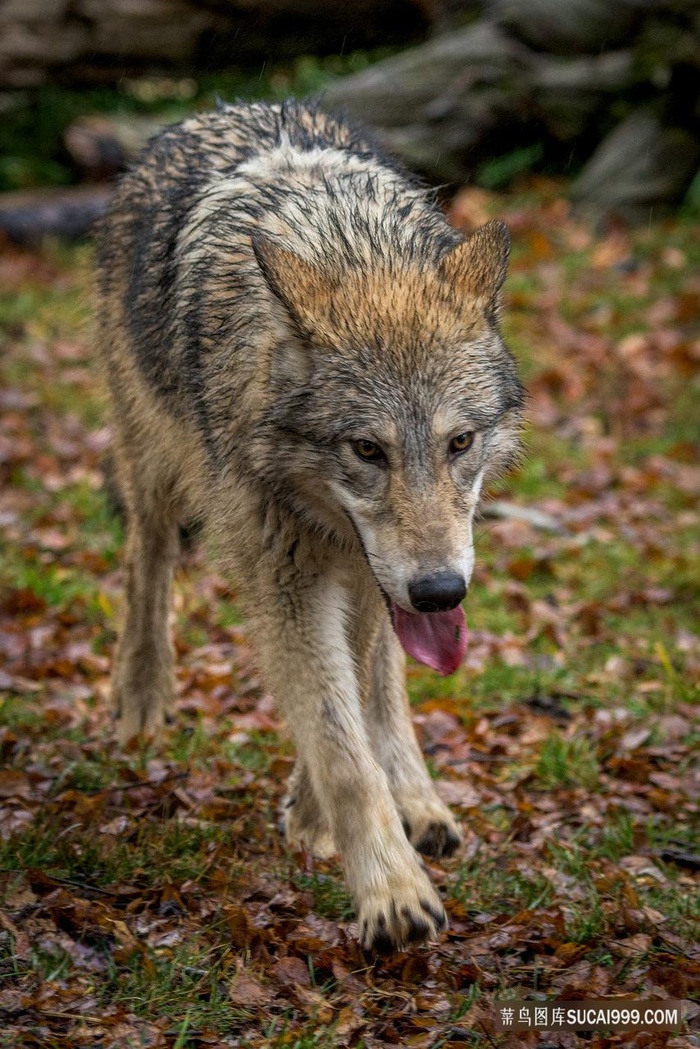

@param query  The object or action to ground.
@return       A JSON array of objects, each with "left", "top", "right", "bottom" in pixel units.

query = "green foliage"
[
  {"left": 534, "top": 734, "right": 601, "bottom": 790},
  {"left": 476, "top": 144, "right": 546, "bottom": 190},
  {"left": 0, "top": 51, "right": 392, "bottom": 192},
  {"left": 683, "top": 167, "right": 700, "bottom": 215}
]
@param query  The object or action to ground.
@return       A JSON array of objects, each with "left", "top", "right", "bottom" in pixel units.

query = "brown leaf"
[
  {"left": 334, "top": 1004, "right": 366, "bottom": 1039},
  {"left": 292, "top": 985, "right": 334, "bottom": 1023},
  {"left": 612, "top": 934, "right": 653, "bottom": 958},
  {"left": 553, "top": 942, "right": 589, "bottom": 965},
  {"left": 619, "top": 857, "right": 668, "bottom": 884},
  {"left": 436, "top": 779, "right": 481, "bottom": 809},
  {"left": 2, "top": 587, "right": 47, "bottom": 616},
  {"left": 229, "top": 972, "right": 275, "bottom": 1008},
  {"left": 224, "top": 904, "right": 266, "bottom": 949},
  {"left": 0, "top": 670, "right": 42, "bottom": 693},
  {"left": 0, "top": 770, "right": 33, "bottom": 798},
  {"left": 272, "top": 955, "right": 311, "bottom": 989}
]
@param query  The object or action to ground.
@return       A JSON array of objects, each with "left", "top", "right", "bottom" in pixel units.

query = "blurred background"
[{"left": 1, "top": 0, "right": 699, "bottom": 241}]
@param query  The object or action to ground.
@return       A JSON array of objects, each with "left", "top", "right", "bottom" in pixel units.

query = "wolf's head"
[{"left": 253, "top": 220, "right": 524, "bottom": 674}]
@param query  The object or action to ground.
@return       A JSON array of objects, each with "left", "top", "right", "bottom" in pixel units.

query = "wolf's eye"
[
  {"left": 353, "top": 439, "right": 386, "bottom": 464},
  {"left": 449, "top": 432, "right": 474, "bottom": 456}
]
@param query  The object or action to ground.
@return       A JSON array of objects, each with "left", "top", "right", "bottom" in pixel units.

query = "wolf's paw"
[
  {"left": 397, "top": 792, "right": 463, "bottom": 859},
  {"left": 358, "top": 866, "right": 447, "bottom": 953},
  {"left": 114, "top": 706, "right": 167, "bottom": 746},
  {"left": 283, "top": 791, "right": 338, "bottom": 860},
  {"left": 112, "top": 683, "right": 173, "bottom": 747}
]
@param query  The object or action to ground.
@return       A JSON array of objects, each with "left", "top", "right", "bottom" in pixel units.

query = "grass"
[
  {"left": 0, "top": 53, "right": 397, "bottom": 193},
  {"left": 292, "top": 873, "right": 355, "bottom": 922},
  {"left": 533, "top": 734, "right": 601, "bottom": 791},
  {"left": 0, "top": 195, "right": 698, "bottom": 1045}
]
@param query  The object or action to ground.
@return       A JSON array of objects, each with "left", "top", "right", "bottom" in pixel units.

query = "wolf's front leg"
[
  {"left": 366, "top": 617, "right": 463, "bottom": 859},
  {"left": 251, "top": 571, "right": 446, "bottom": 952},
  {"left": 283, "top": 759, "right": 337, "bottom": 860},
  {"left": 112, "top": 507, "right": 179, "bottom": 744}
]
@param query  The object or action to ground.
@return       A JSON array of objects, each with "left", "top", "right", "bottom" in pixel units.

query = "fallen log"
[
  {"left": 322, "top": 5, "right": 700, "bottom": 211},
  {"left": 0, "top": 185, "right": 112, "bottom": 245},
  {"left": 4, "top": 0, "right": 699, "bottom": 224},
  {"left": 0, "top": 0, "right": 430, "bottom": 89},
  {"left": 571, "top": 110, "right": 700, "bottom": 216},
  {"left": 323, "top": 25, "right": 643, "bottom": 179},
  {"left": 63, "top": 115, "right": 166, "bottom": 180},
  {"left": 323, "top": 21, "right": 529, "bottom": 181},
  {"left": 485, "top": 0, "right": 650, "bottom": 54}
]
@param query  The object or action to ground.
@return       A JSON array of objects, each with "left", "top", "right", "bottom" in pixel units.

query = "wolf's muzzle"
[{"left": 408, "top": 571, "right": 466, "bottom": 614}]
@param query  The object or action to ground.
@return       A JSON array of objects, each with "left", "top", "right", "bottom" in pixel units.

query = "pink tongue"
[{"left": 391, "top": 603, "right": 467, "bottom": 675}]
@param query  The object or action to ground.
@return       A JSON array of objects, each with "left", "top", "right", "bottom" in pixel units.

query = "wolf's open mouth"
[{"left": 391, "top": 603, "right": 467, "bottom": 676}]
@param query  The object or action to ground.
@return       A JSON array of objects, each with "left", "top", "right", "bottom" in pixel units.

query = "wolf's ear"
[
  {"left": 252, "top": 236, "right": 335, "bottom": 335},
  {"left": 440, "top": 219, "right": 510, "bottom": 309}
]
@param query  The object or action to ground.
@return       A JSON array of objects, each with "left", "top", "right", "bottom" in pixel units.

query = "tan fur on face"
[{"left": 253, "top": 233, "right": 505, "bottom": 354}]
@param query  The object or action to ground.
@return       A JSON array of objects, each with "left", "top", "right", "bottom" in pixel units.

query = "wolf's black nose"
[{"left": 408, "top": 572, "right": 466, "bottom": 613}]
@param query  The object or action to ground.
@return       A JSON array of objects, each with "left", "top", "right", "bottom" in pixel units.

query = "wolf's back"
[{"left": 94, "top": 101, "right": 386, "bottom": 411}]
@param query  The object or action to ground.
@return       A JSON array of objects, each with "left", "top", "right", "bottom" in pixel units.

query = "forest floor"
[{"left": 0, "top": 182, "right": 698, "bottom": 1048}]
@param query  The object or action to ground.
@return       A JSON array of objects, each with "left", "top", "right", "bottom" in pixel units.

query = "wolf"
[{"left": 95, "top": 99, "right": 524, "bottom": 952}]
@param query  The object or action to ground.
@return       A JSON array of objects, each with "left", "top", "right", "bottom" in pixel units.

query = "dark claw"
[
  {"left": 443, "top": 828, "right": 461, "bottom": 857},
  {"left": 416, "top": 822, "right": 461, "bottom": 858},
  {"left": 406, "top": 917, "right": 431, "bottom": 944},
  {"left": 402, "top": 817, "right": 412, "bottom": 840},
  {"left": 420, "top": 898, "right": 447, "bottom": 930},
  {"left": 370, "top": 929, "right": 396, "bottom": 955}
]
